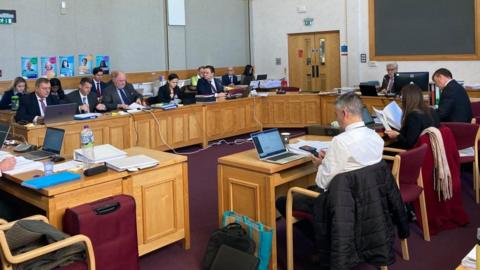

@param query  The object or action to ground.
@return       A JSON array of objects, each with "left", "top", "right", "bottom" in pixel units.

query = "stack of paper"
[
  {"left": 74, "top": 144, "right": 127, "bottom": 163},
  {"left": 373, "top": 101, "right": 403, "bottom": 130},
  {"left": 461, "top": 246, "right": 477, "bottom": 269},
  {"left": 106, "top": 155, "right": 158, "bottom": 172},
  {"left": 3, "top": 156, "right": 44, "bottom": 175}
]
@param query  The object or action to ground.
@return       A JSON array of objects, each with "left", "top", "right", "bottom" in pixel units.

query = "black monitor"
[
  {"left": 256, "top": 74, "right": 267, "bottom": 80},
  {"left": 393, "top": 72, "right": 429, "bottom": 94}
]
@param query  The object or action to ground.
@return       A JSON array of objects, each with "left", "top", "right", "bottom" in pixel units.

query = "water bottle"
[
  {"left": 281, "top": 78, "right": 288, "bottom": 88},
  {"left": 11, "top": 96, "right": 19, "bottom": 111},
  {"left": 80, "top": 125, "right": 95, "bottom": 169}
]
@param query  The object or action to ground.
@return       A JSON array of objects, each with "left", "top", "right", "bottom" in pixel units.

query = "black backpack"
[{"left": 202, "top": 223, "right": 256, "bottom": 270}]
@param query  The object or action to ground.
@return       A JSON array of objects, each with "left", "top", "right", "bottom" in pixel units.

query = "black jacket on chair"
[
  {"left": 313, "top": 161, "right": 409, "bottom": 270},
  {"left": 437, "top": 80, "right": 472, "bottom": 123},
  {"left": 15, "top": 93, "right": 60, "bottom": 123}
]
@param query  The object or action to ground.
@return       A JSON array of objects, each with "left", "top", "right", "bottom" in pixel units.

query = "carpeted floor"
[{"left": 139, "top": 129, "right": 480, "bottom": 270}]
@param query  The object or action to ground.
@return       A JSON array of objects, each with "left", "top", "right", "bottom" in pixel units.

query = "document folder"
[{"left": 22, "top": 171, "right": 81, "bottom": 189}]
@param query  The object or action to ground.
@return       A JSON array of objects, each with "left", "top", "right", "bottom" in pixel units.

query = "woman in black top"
[
  {"left": 153, "top": 73, "right": 180, "bottom": 104},
  {"left": 240, "top": 64, "right": 255, "bottom": 85},
  {"left": 49, "top": 78, "right": 66, "bottom": 100},
  {"left": 0, "top": 77, "right": 28, "bottom": 109},
  {"left": 385, "top": 84, "right": 440, "bottom": 149}
]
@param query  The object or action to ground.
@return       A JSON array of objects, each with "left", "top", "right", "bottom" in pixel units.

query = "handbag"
[
  {"left": 222, "top": 211, "right": 273, "bottom": 270},
  {"left": 202, "top": 222, "right": 256, "bottom": 270}
]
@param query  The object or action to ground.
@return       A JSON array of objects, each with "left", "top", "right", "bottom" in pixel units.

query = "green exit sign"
[
  {"left": 0, "top": 18, "right": 12, "bottom": 24},
  {"left": 304, "top": 17, "right": 314, "bottom": 26}
]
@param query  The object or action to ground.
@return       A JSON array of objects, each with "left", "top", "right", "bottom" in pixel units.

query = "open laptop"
[
  {"left": 23, "top": 127, "right": 65, "bottom": 161},
  {"left": 256, "top": 74, "right": 268, "bottom": 80},
  {"left": 359, "top": 84, "right": 378, "bottom": 96},
  {"left": 44, "top": 103, "right": 78, "bottom": 124},
  {"left": 0, "top": 124, "right": 10, "bottom": 148},
  {"left": 250, "top": 129, "right": 305, "bottom": 164}
]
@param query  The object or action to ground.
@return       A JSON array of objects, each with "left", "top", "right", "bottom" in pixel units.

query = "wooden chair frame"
[
  {"left": 0, "top": 215, "right": 95, "bottom": 270},
  {"left": 285, "top": 187, "right": 390, "bottom": 270}
]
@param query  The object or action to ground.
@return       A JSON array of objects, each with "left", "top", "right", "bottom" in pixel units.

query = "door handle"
[
  {"left": 311, "top": 65, "right": 315, "bottom": 78},
  {"left": 316, "top": 65, "right": 320, "bottom": 77}
]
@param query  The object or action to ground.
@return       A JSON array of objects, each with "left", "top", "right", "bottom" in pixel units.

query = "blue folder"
[{"left": 21, "top": 171, "right": 81, "bottom": 189}]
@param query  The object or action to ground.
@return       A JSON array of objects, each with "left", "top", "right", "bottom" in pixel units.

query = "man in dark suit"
[
  {"left": 433, "top": 68, "right": 472, "bottom": 123},
  {"left": 66, "top": 77, "right": 107, "bottom": 113},
  {"left": 15, "top": 78, "right": 60, "bottom": 124},
  {"left": 102, "top": 71, "right": 143, "bottom": 110},
  {"left": 197, "top": 65, "right": 225, "bottom": 96},
  {"left": 221, "top": 67, "right": 239, "bottom": 86},
  {"left": 380, "top": 63, "right": 397, "bottom": 93},
  {"left": 91, "top": 67, "right": 107, "bottom": 98}
]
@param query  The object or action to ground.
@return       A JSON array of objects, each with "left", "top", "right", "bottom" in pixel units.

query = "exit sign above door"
[{"left": 0, "top": 10, "right": 16, "bottom": 25}]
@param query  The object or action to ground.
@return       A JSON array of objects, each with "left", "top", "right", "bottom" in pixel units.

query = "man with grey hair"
[
  {"left": 275, "top": 93, "right": 384, "bottom": 216},
  {"left": 221, "top": 67, "right": 239, "bottom": 86},
  {"left": 380, "top": 63, "right": 398, "bottom": 93}
]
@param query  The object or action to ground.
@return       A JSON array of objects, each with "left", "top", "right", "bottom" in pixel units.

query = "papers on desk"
[
  {"left": 287, "top": 140, "right": 331, "bottom": 156},
  {"left": 106, "top": 155, "right": 158, "bottom": 172},
  {"left": 128, "top": 103, "right": 147, "bottom": 110},
  {"left": 74, "top": 113, "right": 102, "bottom": 120},
  {"left": 4, "top": 157, "right": 44, "bottom": 176},
  {"left": 54, "top": 160, "right": 83, "bottom": 172},
  {"left": 373, "top": 101, "right": 402, "bottom": 131},
  {"left": 74, "top": 144, "right": 127, "bottom": 163},
  {"left": 461, "top": 246, "right": 477, "bottom": 269}
]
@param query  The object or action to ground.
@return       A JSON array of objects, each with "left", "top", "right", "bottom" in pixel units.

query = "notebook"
[
  {"left": 21, "top": 171, "right": 81, "bottom": 189},
  {"left": 106, "top": 155, "right": 159, "bottom": 172}
]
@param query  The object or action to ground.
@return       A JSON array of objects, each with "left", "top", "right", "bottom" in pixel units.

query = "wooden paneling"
[{"left": 262, "top": 93, "right": 321, "bottom": 127}]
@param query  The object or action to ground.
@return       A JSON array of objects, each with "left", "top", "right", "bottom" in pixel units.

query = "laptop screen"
[
  {"left": 0, "top": 124, "right": 10, "bottom": 147},
  {"left": 251, "top": 129, "right": 286, "bottom": 159},
  {"left": 42, "top": 128, "right": 65, "bottom": 154},
  {"left": 362, "top": 107, "right": 374, "bottom": 126}
]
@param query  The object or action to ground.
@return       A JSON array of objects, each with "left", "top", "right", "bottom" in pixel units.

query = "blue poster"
[
  {"left": 21, "top": 56, "right": 38, "bottom": 79},
  {"left": 59, "top": 56, "right": 74, "bottom": 77},
  {"left": 41, "top": 56, "right": 57, "bottom": 78},
  {"left": 78, "top": 54, "right": 93, "bottom": 75},
  {"left": 95, "top": 55, "right": 110, "bottom": 74}
]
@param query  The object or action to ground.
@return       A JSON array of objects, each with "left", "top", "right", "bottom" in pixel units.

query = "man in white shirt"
[
  {"left": 66, "top": 77, "right": 107, "bottom": 113},
  {"left": 196, "top": 65, "right": 225, "bottom": 96},
  {"left": 276, "top": 92, "right": 384, "bottom": 215}
]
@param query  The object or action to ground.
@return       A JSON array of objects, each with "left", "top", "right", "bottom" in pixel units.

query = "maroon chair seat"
[
  {"left": 460, "top": 156, "right": 475, "bottom": 163},
  {"left": 399, "top": 184, "right": 423, "bottom": 203},
  {"left": 292, "top": 211, "right": 314, "bottom": 221}
]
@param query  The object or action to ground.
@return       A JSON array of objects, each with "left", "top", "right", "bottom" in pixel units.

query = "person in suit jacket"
[
  {"left": 0, "top": 77, "right": 28, "bottom": 110},
  {"left": 196, "top": 65, "right": 225, "bottom": 96},
  {"left": 221, "top": 67, "right": 239, "bottom": 86},
  {"left": 102, "top": 71, "right": 143, "bottom": 110},
  {"left": 91, "top": 67, "right": 107, "bottom": 98},
  {"left": 380, "top": 63, "right": 398, "bottom": 94},
  {"left": 385, "top": 84, "right": 440, "bottom": 149},
  {"left": 66, "top": 77, "right": 107, "bottom": 113},
  {"left": 49, "top": 78, "right": 67, "bottom": 101},
  {"left": 15, "top": 78, "right": 60, "bottom": 124},
  {"left": 433, "top": 68, "right": 472, "bottom": 123},
  {"left": 150, "top": 73, "right": 181, "bottom": 104}
]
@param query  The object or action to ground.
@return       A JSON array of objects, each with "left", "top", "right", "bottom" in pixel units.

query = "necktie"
[
  {"left": 119, "top": 89, "right": 130, "bottom": 105},
  {"left": 230, "top": 76, "right": 233, "bottom": 84},
  {"left": 210, "top": 80, "right": 217, "bottom": 94},
  {"left": 39, "top": 98, "right": 46, "bottom": 116},
  {"left": 82, "top": 97, "right": 89, "bottom": 113},
  {"left": 387, "top": 78, "right": 394, "bottom": 92},
  {"left": 96, "top": 82, "right": 101, "bottom": 96}
]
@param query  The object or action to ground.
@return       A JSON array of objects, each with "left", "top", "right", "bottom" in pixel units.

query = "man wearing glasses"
[{"left": 380, "top": 63, "right": 398, "bottom": 94}]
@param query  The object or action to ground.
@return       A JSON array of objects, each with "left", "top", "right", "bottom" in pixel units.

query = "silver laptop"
[
  {"left": 23, "top": 127, "right": 65, "bottom": 161},
  {"left": 44, "top": 103, "right": 77, "bottom": 124},
  {"left": 251, "top": 129, "right": 304, "bottom": 164}
]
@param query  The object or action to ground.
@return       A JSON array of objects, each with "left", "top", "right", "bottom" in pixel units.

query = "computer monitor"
[
  {"left": 256, "top": 74, "right": 267, "bottom": 80},
  {"left": 393, "top": 72, "right": 429, "bottom": 94}
]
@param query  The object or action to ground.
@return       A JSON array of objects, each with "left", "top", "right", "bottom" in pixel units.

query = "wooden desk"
[
  {"left": 0, "top": 147, "right": 190, "bottom": 256},
  {"left": 217, "top": 135, "right": 329, "bottom": 270}
]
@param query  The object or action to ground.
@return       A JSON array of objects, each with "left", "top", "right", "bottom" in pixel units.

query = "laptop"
[
  {"left": 256, "top": 74, "right": 267, "bottom": 80},
  {"left": 44, "top": 103, "right": 78, "bottom": 124},
  {"left": 359, "top": 84, "right": 378, "bottom": 96},
  {"left": 0, "top": 123, "right": 10, "bottom": 148},
  {"left": 251, "top": 129, "right": 305, "bottom": 164},
  {"left": 362, "top": 107, "right": 375, "bottom": 127},
  {"left": 23, "top": 127, "right": 65, "bottom": 161}
]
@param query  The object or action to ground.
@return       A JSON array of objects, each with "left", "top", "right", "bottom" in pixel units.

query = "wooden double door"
[{"left": 288, "top": 31, "right": 341, "bottom": 92}]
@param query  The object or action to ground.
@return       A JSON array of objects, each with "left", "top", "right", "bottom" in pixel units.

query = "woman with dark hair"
[
  {"left": 0, "top": 77, "right": 28, "bottom": 109},
  {"left": 49, "top": 78, "right": 66, "bottom": 100},
  {"left": 240, "top": 64, "right": 255, "bottom": 85},
  {"left": 385, "top": 84, "right": 440, "bottom": 148},
  {"left": 152, "top": 73, "right": 181, "bottom": 104}
]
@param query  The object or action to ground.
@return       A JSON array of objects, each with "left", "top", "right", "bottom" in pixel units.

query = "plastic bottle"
[
  {"left": 11, "top": 96, "right": 19, "bottom": 111},
  {"left": 80, "top": 125, "right": 95, "bottom": 169},
  {"left": 281, "top": 78, "right": 288, "bottom": 88}
]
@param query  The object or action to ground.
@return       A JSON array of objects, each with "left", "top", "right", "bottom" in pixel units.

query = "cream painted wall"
[{"left": 251, "top": 0, "right": 480, "bottom": 87}]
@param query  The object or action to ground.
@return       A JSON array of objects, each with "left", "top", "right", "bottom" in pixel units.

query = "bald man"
[{"left": 102, "top": 71, "right": 143, "bottom": 110}]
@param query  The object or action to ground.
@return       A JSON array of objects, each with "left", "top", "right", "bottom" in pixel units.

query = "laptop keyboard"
[
  {"left": 26, "top": 150, "right": 52, "bottom": 158},
  {"left": 268, "top": 152, "right": 297, "bottom": 161}
]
